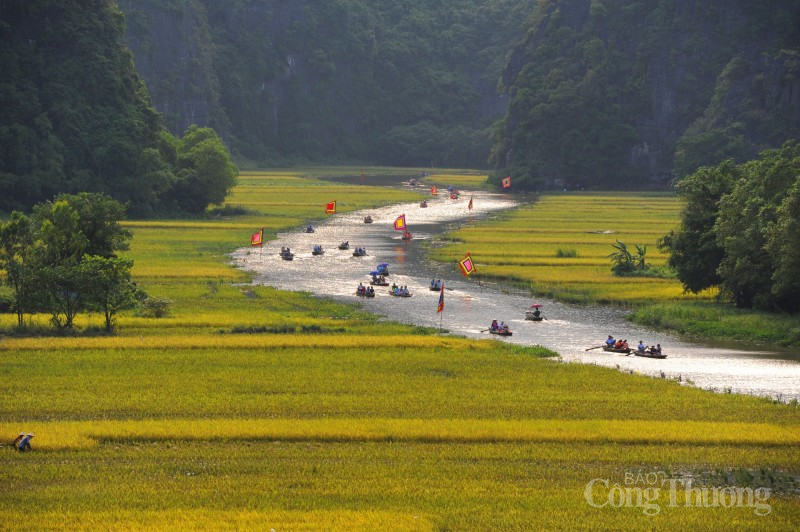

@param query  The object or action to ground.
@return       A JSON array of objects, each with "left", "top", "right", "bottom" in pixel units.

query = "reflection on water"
[{"left": 232, "top": 189, "right": 800, "bottom": 401}]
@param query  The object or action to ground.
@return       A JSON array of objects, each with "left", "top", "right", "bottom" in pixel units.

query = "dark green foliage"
[
  {"left": 659, "top": 161, "right": 738, "bottom": 293},
  {"left": 120, "top": 0, "right": 536, "bottom": 166},
  {"left": 0, "top": 194, "right": 143, "bottom": 331},
  {"left": 0, "top": 1, "right": 238, "bottom": 215},
  {"left": 0, "top": 0, "right": 175, "bottom": 214},
  {"left": 168, "top": 126, "right": 239, "bottom": 213},
  {"left": 493, "top": 0, "right": 800, "bottom": 190},
  {"left": 609, "top": 241, "right": 648, "bottom": 276},
  {"left": 662, "top": 141, "right": 800, "bottom": 312}
]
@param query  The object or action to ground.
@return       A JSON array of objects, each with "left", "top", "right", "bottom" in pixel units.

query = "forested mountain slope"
[
  {"left": 118, "top": 0, "right": 536, "bottom": 167},
  {"left": 0, "top": 0, "right": 174, "bottom": 212},
  {"left": 491, "top": 0, "right": 800, "bottom": 190}
]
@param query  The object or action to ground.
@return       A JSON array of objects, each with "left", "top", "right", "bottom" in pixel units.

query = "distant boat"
[{"left": 363, "top": 216, "right": 373, "bottom": 224}]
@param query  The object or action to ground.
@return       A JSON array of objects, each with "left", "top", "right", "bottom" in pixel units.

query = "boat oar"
[
  {"left": 479, "top": 328, "right": 490, "bottom": 333},
  {"left": 585, "top": 345, "right": 604, "bottom": 351}
]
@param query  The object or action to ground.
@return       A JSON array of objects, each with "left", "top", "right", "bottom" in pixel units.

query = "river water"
[{"left": 232, "top": 188, "right": 800, "bottom": 401}]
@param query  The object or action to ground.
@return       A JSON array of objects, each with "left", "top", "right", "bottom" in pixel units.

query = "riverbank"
[
  {"left": 429, "top": 192, "right": 800, "bottom": 348},
  {"left": 2, "top": 169, "right": 799, "bottom": 529}
]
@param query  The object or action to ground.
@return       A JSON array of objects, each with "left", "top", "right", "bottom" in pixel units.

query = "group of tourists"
[
  {"left": 391, "top": 284, "right": 411, "bottom": 296},
  {"left": 490, "top": 320, "right": 510, "bottom": 333},
  {"left": 430, "top": 279, "right": 442, "bottom": 290},
  {"left": 636, "top": 341, "right": 662, "bottom": 355},
  {"left": 606, "top": 336, "right": 629, "bottom": 350},
  {"left": 353, "top": 246, "right": 367, "bottom": 256},
  {"left": 356, "top": 283, "right": 375, "bottom": 297}
]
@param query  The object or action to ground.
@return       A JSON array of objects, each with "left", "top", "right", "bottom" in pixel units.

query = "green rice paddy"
[{"left": 1, "top": 171, "right": 798, "bottom": 529}]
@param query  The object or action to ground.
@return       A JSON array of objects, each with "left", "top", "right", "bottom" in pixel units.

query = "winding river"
[{"left": 232, "top": 188, "right": 800, "bottom": 401}]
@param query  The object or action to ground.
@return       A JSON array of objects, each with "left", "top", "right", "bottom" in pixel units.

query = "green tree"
[
  {"left": 169, "top": 125, "right": 239, "bottom": 213},
  {"left": 0, "top": 211, "right": 33, "bottom": 326},
  {"left": 658, "top": 161, "right": 738, "bottom": 293},
  {"left": 714, "top": 142, "right": 800, "bottom": 309},
  {"left": 79, "top": 255, "right": 142, "bottom": 332}
]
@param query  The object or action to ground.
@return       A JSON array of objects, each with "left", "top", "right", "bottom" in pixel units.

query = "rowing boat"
[
  {"left": 634, "top": 350, "right": 667, "bottom": 359},
  {"left": 489, "top": 329, "right": 512, "bottom": 337},
  {"left": 603, "top": 346, "right": 632, "bottom": 354}
]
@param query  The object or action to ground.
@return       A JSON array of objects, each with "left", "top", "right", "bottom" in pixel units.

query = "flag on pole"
[
  {"left": 502, "top": 176, "right": 511, "bottom": 189},
  {"left": 458, "top": 253, "right": 476, "bottom": 276},
  {"left": 250, "top": 228, "right": 264, "bottom": 247},
  {"left": 431, "top": 186, "right": 438, "bottom": 195},
  {"left": 468, "top": 196, "right": 473, "bottom": 210},
  {"left": 393, "top": 214, "right": 407, "bottom": 231},
  {"left": 325, "top": 201, "right": 336, "bottom": 214},
  {"left": 437, "top": 282, "right": 445, "bottom": 313}
]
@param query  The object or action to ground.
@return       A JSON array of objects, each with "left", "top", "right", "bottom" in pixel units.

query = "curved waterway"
[{"left": 232, "top": 189, "right": 800, "bottom": 401}]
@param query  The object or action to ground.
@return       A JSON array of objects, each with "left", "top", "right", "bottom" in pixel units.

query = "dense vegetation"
[
  {"left": 0, "top": 1, "right": 237, "bottom": 215},
  {"left": 490, "top": 0, "right": 800, "bottom": 190},
  {"left": 0, "top": 193, "right": 140, "bottom": 332},
  {"left": 660, "top": 141, "right": 800, "bottom": 312},
  {"left": 118, "top": 0, "right": 536, "bottom": 166}
]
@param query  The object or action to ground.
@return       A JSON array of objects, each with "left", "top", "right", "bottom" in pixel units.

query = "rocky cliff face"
[{"left": 117, "top": 0, "right": 220, "bottom": 135}]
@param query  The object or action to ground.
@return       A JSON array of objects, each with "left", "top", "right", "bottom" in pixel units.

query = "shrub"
[{"left": 136, "top": 297, "right": 173, "bottom": 318}]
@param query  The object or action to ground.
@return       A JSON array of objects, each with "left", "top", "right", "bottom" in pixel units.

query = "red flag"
[
  {"left": 393, "top": 214, "right": 407, "bottom": 231},
  {"left": 468, "top": 196, "right": 473, "bottom": 210},
  {"left": 250, "top": 228, "right": 264, "bottom": 247},
  {"left": 437, "top": 282, "right": 445, "bottom": 313},
  {"left": 502, "top": 176, "right": 511, "bottom": 189},
  {"left": 458, "top": 253, "right": 476, "bottom": 276},
  {"left": 325, "top": 201, "right": 336, "bottom": 214},
  {"left": 431, "top": 186, "right": 438, "bottom": 195}
]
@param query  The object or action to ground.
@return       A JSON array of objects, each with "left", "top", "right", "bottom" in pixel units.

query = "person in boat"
[
  {"left": 613, "top": 339, "right": 624, "bottom": 349},
  {"left": 367, "top": 286, "right": 374, "bottom": 296},
  {"left": 621, "top": 339, "right": 629, "bottom": 350},
  {"left": 605, "top": 335, "right": 615, "bottom": 347},
  {"left": 652, "top": 344, "right": 662, "bottom": 355},
  {"left": 532, "top": 308, "right": 541, "bottom": 318},
  {"left": 491, "top": 320, "right": 499, "bottom": 331},
  {"left": 637, "top": 340, "right": 646, "bottom": 352}
]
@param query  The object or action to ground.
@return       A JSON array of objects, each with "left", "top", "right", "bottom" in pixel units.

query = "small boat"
[
  {"left": 634, "top": 349, "right": 667, "bottom": 359},
  {"left": 603, "top": 346, "right": 632, "bottom": 354},
  {"left": 338, "top": 242, "right": 350, "bottom": 250},
  {"left": 312, "top": 245, "right": 324, "bottom": 255},
  {"left": 429, "top": 282, "right": 442, "bottom": 291},
  {"left": 420, "top": 201, "right": 428, "bottom": 208},
  {"left": 356, "top": 290, "right": 375, "bottom": 298},
  {"left": 363, "top": 216, "right": 373, "bottom": 224},
  {"left": 490, "top": 329, "right": 512, "bottom": 337},
  {"left": 525, "top": 311, "right": 544, "bottom": 321},
  {"left": 353, "top": 248, "right": 367, "bottom": 257},
  {"left": 370, "top": 279, "right": 389, "bottom": 286},
  {"left": 280, "top": 252, "right": 294, "bottom": 261},
  {"left": 389, "top": 291, "right": 412, "bottom": 297},
  {"left": 401, "top": 231, "right": 412, "bottom": 241},
  {"left": 304, "top": 226, "right": 315, "bottom": 233}
]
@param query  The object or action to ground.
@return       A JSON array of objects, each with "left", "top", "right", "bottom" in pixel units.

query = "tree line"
[{"left": 660, "top": 141, "right": 800, "bottom": 312}]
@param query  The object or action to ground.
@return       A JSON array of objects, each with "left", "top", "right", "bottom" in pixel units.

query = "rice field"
[
  {"left": 429, "top": 192, "right": 716, "bottom": 304},
  {"left": 2, "top": 171, "right": 799, "bottom": 529}
]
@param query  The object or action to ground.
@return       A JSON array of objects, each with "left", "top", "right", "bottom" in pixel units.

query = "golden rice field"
[
  {"left": 430, "top": 192, "right": 716, "bottom": 304},
  {"left": 421, "top": 172, "right": 489, "bottom": 188},
  {"left": 2, "top": 170, "right": 799, "bottom": 529}
]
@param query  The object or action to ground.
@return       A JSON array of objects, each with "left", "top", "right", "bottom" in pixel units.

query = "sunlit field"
[
  {"left": 2, "top": 171, "right": 799, "bottom": 528},
  {"left": 430, "top": 193, "right": 716, "bottom": 304},
  {"left": 421, "top": 172, "right": 489, "bottom": 188}
]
